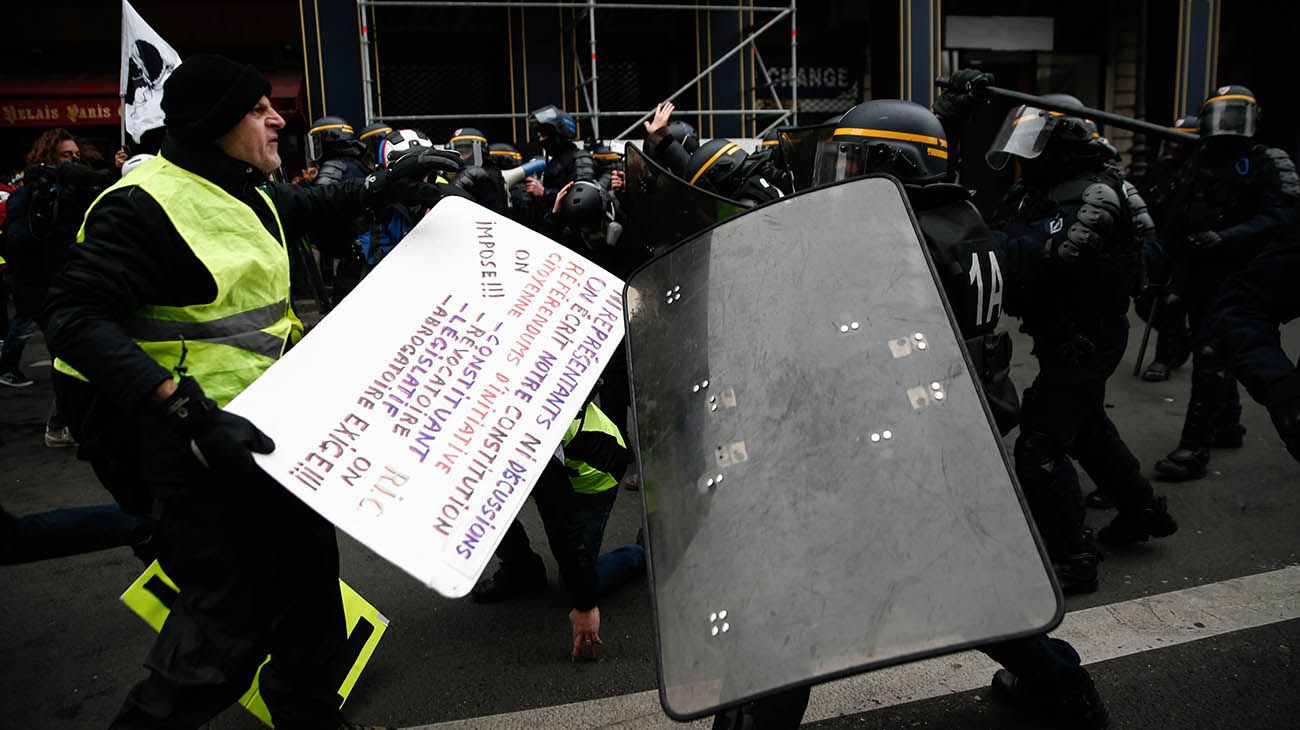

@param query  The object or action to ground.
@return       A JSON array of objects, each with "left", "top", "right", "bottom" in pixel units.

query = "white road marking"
[{"left": 408, "top": 565, "right": 1300, "bottom": 729}]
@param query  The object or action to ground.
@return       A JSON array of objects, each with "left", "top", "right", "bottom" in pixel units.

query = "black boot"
[
  {"left": 470, "top": 555, "right": 547, "bottom": 603},
  {"left": 1097, "top": 495, "right": 1178, "bottom": 546},
  {"left": 1154, "top": 447, "right": 1209, "bottom": 481},
  {"left": 1141, "top": 360, "right": 1173, "bottom": 382},
  {"left": 991, "top": 667, "right": 1110, "bottom": 729},
  {"left": 1053, "top": 551, "right": 1100, "bottom": 595},
  {"left": 1155, "top": 369, "right": 1217, "bottom": 481}
]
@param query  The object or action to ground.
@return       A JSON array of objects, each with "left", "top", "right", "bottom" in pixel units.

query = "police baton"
[
  {"left": 935, "top": 78, "right": 1199, "bottom": 144},
  {"left": 1132, "top": 288, "right": 1162, "bottom": 377}
]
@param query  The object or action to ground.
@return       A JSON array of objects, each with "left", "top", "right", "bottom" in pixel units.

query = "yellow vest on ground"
[
  {"left": 54, "top": 155, "right": 302, "bottom": 407},
  {"left": 564, "top": 401, "right": 627, "bottom": 495}
]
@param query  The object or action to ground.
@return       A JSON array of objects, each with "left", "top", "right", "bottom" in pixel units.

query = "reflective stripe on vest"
[
  {"left": 564, "top": 401, "right": 627, "bottom": 495},
  {"left": 53, "top": 155, "right": 302, "bottom": 407}
]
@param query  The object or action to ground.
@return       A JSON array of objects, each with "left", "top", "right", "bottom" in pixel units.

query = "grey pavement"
[{"left": 2, "top": 308, "right": 1298, "bottom": 729}]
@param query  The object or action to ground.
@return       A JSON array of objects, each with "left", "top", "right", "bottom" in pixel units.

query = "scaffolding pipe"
[
  {"left": 613, "top": 6, "right": 793, "bottom": 139},
  {"left": 378, "top": 108, "right": 791, "bottom": 123},
  {"left": 588, "top": 0, "right": 600, "bottom": 138},
  {"left": 361, "top": 1, "right": 788, "bottom": 11},
  {"left": 791, "top": 0, "right": 798, "bottom": 124},
  {"left": 357, "top": 0, "right": 375, "bottom": 123}
]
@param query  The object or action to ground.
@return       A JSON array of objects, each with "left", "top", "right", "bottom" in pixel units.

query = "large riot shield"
[
  {"left": 622, "top": 143, "right": 748, "bottom": 258},
  {"left": 624, "top": 175, "right": 1061, "bottom": 720},
  {"left": 778, "top": 122, "right": 836, "bottom": 192}
]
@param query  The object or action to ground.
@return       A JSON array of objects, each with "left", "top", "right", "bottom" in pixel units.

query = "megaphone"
[{"left": 502, "top": 157, "right": 547, "bottom": 189}]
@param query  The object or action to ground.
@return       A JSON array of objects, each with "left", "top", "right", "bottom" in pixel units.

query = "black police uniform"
[
  {"left": 990, "top": 153, "right": 1175, "bottom": 593},
  {"left": 1211, "top": 210, "right": 1300, "bottom": 461},
  {"left": 714, "top": 98, "right": 1108, "bottom": 730},
  {"left": 311, "top": 127, "right": 370, "bottom": 305},
  {"left": 1155, "top": 141, "right": 1299, "bottom": 478}
]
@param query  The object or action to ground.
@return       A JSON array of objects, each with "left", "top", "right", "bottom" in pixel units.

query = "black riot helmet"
[
  {"left": 357, "top": 121, "right": 393, "bottom": 164},
  {"left": 449, "top": 126, "right": 488, "bottom": 166},
  {"left": 591, "top": 142, "right": 623, "bottom": 174},
  {"left": 986, "top": 94, "right": 1106, "bottom": 170},
  {"left": 666, "top": 120, "right": 700, "bottom": 154},
  {"left": 306, "top": 115, "right": 357, "bottom": 164},
  {"left": 684, "top": 138, "right": 749, "bottom": 196},
  {"left": 486, "top": 142, "right": 524, "bottom": 169},
  {"left": 1199, "top": 85, "right": 1259, "bottom": 139},
  {"left": 812, "top": 99, "right": 949, "bottom": 186},
  {"left": 529, "top": 105, "right": 578, "bottom": 141},
  {"left": 1157, "top": 114, "right": 1199, "bottom": 160}
]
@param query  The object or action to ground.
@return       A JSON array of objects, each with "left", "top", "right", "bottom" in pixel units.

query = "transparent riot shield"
[
  {"left": 624, "top": 175, "right": 1061, "bottom": 720},
  {"left": 778, "top": 122, "right": 837, "bottom": 192},
  {"left": 622, "top": 143, "right": 748, "bottom": 258}
]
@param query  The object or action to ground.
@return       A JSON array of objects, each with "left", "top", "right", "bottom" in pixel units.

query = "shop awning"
[{"left": 0, "top": 71, "right": 305, "bottom": 128}]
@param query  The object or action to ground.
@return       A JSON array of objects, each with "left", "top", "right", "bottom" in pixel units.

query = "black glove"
[
  {"left": 1265, "top": 373, "right": 1300, "bottom": 462},
  {"left": 1187, "top": 230, "right": 1225, "bottom": 251},
  {"left": 362, "top": 149, "right": 463, "bottom": 208},
  {"left": 1050, "top": 182, "right": 1121, "bottom": 264},
  {"left": 160, "top": 377, "right": 275, "bottom": 476},
  {"left": 946, "top": 68, "right": 995, "bottom": 96},
  {"left": 450, "top": 165, "right": 493, "bottom": 201},
  {"left": 933, "top": 68, "right": 995, "bottom": 129}
]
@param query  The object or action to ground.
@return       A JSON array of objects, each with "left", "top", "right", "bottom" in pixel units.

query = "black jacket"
[{"left": 44, "top": 134, "right": 367, "bottom": 411}]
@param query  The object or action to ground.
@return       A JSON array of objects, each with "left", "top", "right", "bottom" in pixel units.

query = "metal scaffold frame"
[{"left": 355, "top": 0, "right": 798, "bottom": 140}]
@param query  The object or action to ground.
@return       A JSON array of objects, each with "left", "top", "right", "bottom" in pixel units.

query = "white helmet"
[
  {"left": 121, "top": 153, "right": 155, "bottom": 176},
  {"left": 378, "top": 128, "right": 434, "bottom": 168}
]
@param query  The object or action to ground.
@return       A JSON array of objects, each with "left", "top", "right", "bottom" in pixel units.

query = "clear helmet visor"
[
  {"left": 811, "top": 140, "right": 871, "bottom": 187},
  {"left": 986, "top": 105, "right": 1058, "bottom": 170},
  {"left": 1200, "top": 99, "right": 1258, "bottom": 137},
  {"left": 305, "top": 133, "right": 322, "bottom": 164}
]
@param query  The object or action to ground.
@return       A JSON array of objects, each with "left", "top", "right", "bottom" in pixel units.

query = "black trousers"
[{"left": 111, "top": 459, "right": 345, "bottom": 729}]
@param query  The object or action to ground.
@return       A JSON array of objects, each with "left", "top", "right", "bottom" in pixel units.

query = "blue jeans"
[
  {"left": 0, "top": 503, "right": 153, "bottom": 565},
  {"left": 0, "top": 315, "right": 35, "bottom": 373},
  {"left": 574, "top": 485, "right": 647, "bottom": 595}
]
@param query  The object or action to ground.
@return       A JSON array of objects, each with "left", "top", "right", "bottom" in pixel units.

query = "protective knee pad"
[{"left": 1014, "top": 430, "right": 1081, "bottom": 560}]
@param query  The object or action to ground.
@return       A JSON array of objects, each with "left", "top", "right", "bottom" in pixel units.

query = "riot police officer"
[
  {"left": 714, "top": 99, "right": 1110, "bottom": 730},
  {"left": 983, "top": 93, "right": 1177, "bottom": 594},
  {"left": 449, "top": 126, "right": 488, "bottom": 167},
  {"left": 683, "top": 138, "right": 784, "bottom": 207},
  {"left": 307, "top": 116, "right": 370, "bottom": 304},
  {"left": 357, "top": 121, "right": 393, "bottom": 172},
  {"left": 307, "top": 115, "right": 368, "bottom": 185},
  {"left": 1152, "top": 86, "right": 1300, "bottom": 481}
]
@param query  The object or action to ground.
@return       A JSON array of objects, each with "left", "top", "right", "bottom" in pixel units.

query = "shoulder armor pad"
[{"left": 1257, "top": 146, "right": 1299, "bottom": 200}]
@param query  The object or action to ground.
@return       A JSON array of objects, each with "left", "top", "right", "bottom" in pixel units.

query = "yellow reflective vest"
[
  {"left": 54, "top": 155, "right": 303, "bottom": 407},
  {"left": 564, "top": 401, "right": 627, "bottom": 495}
]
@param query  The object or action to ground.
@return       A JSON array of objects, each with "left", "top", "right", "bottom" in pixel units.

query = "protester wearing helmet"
[
  {"left": 1151, "top": 85, "right": 1300, "bottom": 482},
  {"left": 524, "top": 105, "right": 596, "bottom": 226}
]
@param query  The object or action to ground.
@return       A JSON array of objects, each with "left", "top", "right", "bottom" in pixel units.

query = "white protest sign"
[{"left": 229, "top": 197, "right": 626, "bottom": 597}]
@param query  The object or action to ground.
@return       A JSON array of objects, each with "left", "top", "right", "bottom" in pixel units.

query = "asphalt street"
[{"left": 2, "top": 308, "right": 1297, "bottom": 729}]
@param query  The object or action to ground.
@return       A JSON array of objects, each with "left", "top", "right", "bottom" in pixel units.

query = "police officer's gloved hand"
[
  {"left": 1050, "top": 182, "right": 1121, "bottom": 264},
  {"left": 933, "top": 68, "right": 995, "bottom": 129},
  {"left": 450, "top": 165, "right": 494, "bottom": 202},
  {"left": 1264, "top": 372, "right": 1300, "bottom": 462},
  {"left": 1187, "top": 230, "right": 1225, "bottom": 251},
  {"left": 362, "top": 149, "right": 463, "bottom": 208},
  {"left": 159, "top": 376, "right": 276, "bottom": 477}
]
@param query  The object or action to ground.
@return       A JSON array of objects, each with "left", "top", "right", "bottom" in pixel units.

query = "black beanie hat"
[{"left": 162, "top": 54, "right": 272, "bottom": 143}]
